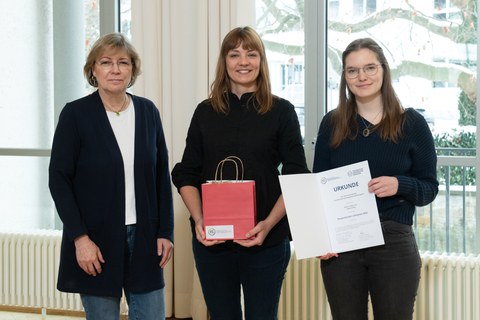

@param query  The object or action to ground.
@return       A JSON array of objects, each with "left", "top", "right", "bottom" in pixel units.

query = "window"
[
  {"left": 326, "top": 0, "right": 478, "bottom": 254},
  {"left": 353, "top": 0, "right": 376, "bottom": 18},
  {"left": 0, "top": 1, "right": 114, "bottom": 232},
  {"left": 258, "top": 0, "right": 479, "bottom": 255},
  {"left": 120, "top": 0, "right": 131, "bottom": 38},
  {"left": 256, "top": 0, "right": 305, "bottom": 138},
  {"left": 434, "top": 0, "right": 463, "bottom": 23}
]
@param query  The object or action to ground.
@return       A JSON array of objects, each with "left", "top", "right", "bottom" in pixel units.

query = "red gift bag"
[{"left": 201, "top": 156, "right": 257, "bottom": 240}]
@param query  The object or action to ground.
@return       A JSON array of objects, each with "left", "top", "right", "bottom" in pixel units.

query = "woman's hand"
[
  {"left": 368, "top": 176, "right": 398, "bottom": 198},
  {"left": 178, "top": 186, "right": 224, "bottom": 246},
  {"left": 157, "top": 238, "right": 174, "bottom": 268},
  {"left": 74, "top": 234, "right": 105, "bottom": 276},
  {"left": 235, "top": 195, "right": 285, "bottom": 247},
  {"left": 317, "top": 252, "right": 338, "bottom": 260},
  {"left": 194, "top": 217, "right": 225, "bottom": 246},
  {"left": 234, "top": 220, "right": 273, "bottom": 247}
]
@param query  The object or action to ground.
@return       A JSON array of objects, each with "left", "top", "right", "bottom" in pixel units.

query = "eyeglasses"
[
  {"left": 344, "top": 64, "right": 382, "bottom": 79},
  {"left": 96, "top": 60, "right": 132, "bottom": 71}
]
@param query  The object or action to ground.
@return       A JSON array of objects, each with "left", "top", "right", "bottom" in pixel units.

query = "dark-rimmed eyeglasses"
[{"left": 344, "top": 64, "right": 382, "bottom": 79}]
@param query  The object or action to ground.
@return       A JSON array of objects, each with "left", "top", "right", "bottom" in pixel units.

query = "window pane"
[
  {"left": 85, "top": 0, "right": 100, "bottom": 51},
  {"left": 85, "top": 0, "right": 100, "bottom": 94},
  {"left": 0, "top": 1, "right": 101, "bottom": 231},
  {"left": 256, "top": 0, "right": 305, "bottom": 138},
  {"left": 327, "top": 1, "right": 477, "bottom": 139},
  {"left": 0, "top": 1, "right": 54, "bottom": 149},
  {"left": 0, "top": 157, "right": 55, "bottom": 232},
  {"left": 327, "top": 1, "right": 477, "bottom": 254},
  {"left": 120, "top": 0, "right": 132, "bottom": 38}
]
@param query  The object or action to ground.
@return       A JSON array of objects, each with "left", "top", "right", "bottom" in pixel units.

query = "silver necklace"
[{"left": 360, "top": 110, "right": 382, "bottom": 137}]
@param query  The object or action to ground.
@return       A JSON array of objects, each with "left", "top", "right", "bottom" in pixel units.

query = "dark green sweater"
[{"left": 313, "top": 108, "right": 439, "bottom": 225}]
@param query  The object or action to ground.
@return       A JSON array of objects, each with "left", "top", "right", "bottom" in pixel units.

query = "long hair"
[
  {"left": 84, "top": 32, "right": 142, "bottom": 88},
  {"left": 209, "top": 26, "right": 273, "bottom": 114},
  {"left": 330, "top": 38, "right": 404, "bottom": 148}
]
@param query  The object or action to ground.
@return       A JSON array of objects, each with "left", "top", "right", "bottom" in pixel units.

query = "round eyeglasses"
[
  {"left": 344, "top": 64, "right": 382, "bottom": 79},
  {"left": 96, "top": 60, "right": 132, "bottom": 71}
]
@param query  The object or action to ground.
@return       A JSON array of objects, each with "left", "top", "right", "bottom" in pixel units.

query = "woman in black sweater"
[
  {"left": 313, "top": 38, "right": 438, "bottom": 320},
  {"left": 172, "top": 26, "right": 308, "bottom": 319}
]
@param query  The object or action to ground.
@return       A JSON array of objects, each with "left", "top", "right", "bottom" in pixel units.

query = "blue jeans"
[
  {"left": 321, "top": 220, "right": 421, "bottom": 320},
  {"left": 81, "top": 288, "right": 164, "bottom": 320},
  {"left": 81, "top": 225, "right": 166, "bottom": 320},
  {"left": 192, "top": 237, "right": 291, "bottom": 320}
]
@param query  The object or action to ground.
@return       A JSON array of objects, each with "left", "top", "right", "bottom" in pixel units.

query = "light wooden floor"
[
  {"left": 0, "top": 311, "right": 186, "bottom": 320},
  {"left": 0, "top": 311, "right": 83, "bottom": 320}
]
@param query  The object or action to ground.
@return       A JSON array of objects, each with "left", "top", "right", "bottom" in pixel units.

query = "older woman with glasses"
[
  {"left": 49, "top": 32, "right": 173, "bottom": 320},
  {"left": 313, "top": 38, "right": 438, "bottom": 320}
]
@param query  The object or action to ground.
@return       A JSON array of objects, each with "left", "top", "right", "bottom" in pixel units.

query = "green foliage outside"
[
  {"left": 433, "top": 129, "right": 476, "bottom": 186},
  {"left": 458, "top": 91, "right": 476, "bottom": 126},
  {"left": 418, "top": 129, "right": 477, "bottom": 254}
]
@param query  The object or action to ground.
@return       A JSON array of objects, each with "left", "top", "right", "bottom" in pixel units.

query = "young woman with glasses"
[{"left": 313, "top": 38, "right": 439, "bottom": 320}]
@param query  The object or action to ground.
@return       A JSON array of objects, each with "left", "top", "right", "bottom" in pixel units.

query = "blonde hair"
[
  {"left": 209, "top": 26, "right": 273, "bottom": 114},
  {"left": 84, "top": 32, "right": 142, "bottom": 88}
]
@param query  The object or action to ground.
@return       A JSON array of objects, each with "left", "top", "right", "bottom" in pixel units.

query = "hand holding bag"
[{"left": 201, "top": 156, "right": 257, "bottom": 240}]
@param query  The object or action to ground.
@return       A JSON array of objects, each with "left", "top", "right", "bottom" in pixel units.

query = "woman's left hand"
[
  {"left": 368, "top": 176, "right": 398, "bottom": 198},
  {"left": 234, "top": 220, "right": 272, "bottom": 247},
  {"left": 157, "top": 238, "right": 174, "bottom": 268},
  {"left": 317, "top": 252, "right": 338, "bottom": 260}
]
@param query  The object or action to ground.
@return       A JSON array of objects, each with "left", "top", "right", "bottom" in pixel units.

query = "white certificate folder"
[{"left": 279, "top": 160, "right": 384, "bottom": 260}]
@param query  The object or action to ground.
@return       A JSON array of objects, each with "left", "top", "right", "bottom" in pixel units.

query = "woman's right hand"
[
  {"left": 194, "top": 217, "right": 225, "bottom": 246},
  {"left": 74, "top": 234, "right": 105, "bottom": 276}
]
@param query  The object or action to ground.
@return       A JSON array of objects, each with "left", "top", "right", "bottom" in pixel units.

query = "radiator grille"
[
  {"left": 416, "top": 252, "right": 480, "bottom": 320},
  {"left": 0, "top": 230, "right": 82, "bottom": 311},
  {"left": 2, "top": 232, "right": 479, "bottom": 319},
  {"left": 279, "top": 251, "right": 480, "bottom": 320}
]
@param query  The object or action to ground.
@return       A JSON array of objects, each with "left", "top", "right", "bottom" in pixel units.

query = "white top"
[{"left": 106, "top": 99, "right": 137, "bottom": 225}]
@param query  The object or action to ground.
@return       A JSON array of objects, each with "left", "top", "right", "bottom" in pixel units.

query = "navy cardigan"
[{"left": 49, "top": 91, "right": 173, "bottom": 297}]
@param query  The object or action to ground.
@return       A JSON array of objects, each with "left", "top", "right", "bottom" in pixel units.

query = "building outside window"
[{"left": 256, "top": 0, "right": 306, "bottom": 137}]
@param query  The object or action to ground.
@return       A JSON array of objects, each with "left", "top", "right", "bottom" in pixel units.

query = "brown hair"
[
  {"left": 330, "top": 38, "right": 404, "bottom": 148},
  {"left": 209, "top": 26, "right": 273, "bottom": 114},
  {"left": 84, "top": 32, "right": 142, "bottom": 88}
]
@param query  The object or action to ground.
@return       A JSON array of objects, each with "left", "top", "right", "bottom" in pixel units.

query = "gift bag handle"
[{"left": 215, "top": 156, "right": 245, "bottom": 181}]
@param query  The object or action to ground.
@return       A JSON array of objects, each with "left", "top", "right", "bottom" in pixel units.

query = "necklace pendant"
[
  {"left": 115, "top": 111, "right": 120, "bottom": 116},
  {"left": 362, "top": 128, "right": 370, "bottom": 137}
]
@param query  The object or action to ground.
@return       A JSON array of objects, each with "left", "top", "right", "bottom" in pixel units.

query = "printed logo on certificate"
[{"left": 279, "top": 160, "right": 385, "bottom": 260}]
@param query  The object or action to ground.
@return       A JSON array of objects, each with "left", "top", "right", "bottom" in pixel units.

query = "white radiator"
[
  {"left": 0, "top": 230, "right": 83, "bottom": 312},
  {"left": 278, "top": 253, "right": 331, "bottom": 320},
  {"left": 2, "top": 232, "right": 480, "bottom": 319},
  {"left": 279, "top": 251, "right": 480, "bottom": 320},
  {"left": 416, "top": 252, "right": 480, "bottom": 320}
]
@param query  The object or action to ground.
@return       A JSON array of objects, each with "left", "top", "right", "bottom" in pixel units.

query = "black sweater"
[
  {"left": 172, "top": 92, "right": 309, "bottom": 246},
  {"left": 313, "top": 108, "right": 439, "bottom": 225}
]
